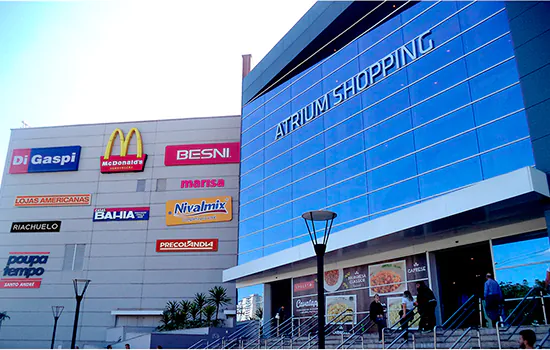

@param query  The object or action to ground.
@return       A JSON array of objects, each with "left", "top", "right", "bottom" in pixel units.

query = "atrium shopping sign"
[
  {"left": 100, "top": 128, "right": 147, "bottom": 173},
  {"left": 274, "top": 30, "right": 435, "bottom": 140},
  {"left": 0, "top": 252, "right": 49, "bottom": 289}
]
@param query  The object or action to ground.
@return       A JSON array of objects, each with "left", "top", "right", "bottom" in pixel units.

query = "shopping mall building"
[
  {"left": 224, "top": 0, "right": 550, "bottom": 327},
  {"left": 0, "top": 116, "right": 240, "bottom": 348}
]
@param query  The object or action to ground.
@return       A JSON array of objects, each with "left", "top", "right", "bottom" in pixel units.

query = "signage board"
[
  {"left": 165, "top": 142, "right": 240, "bottom": 166},
  {"left": 9, "top": 146, "right": 81, "bottom": 174},
  {"left": 0, "top": 251, "right": 49, "bottom": 289},
  {"left": 100, "top": 128, "right": 147, "bottom": 173},
  {"left": 14, "top": 194, "right": 91, "bottom": 207},
  {"left": 165, "top": 196, "right": 232, "bottom": 226},
  {"left": 93, "top": 207, "right": 150, "bottom": 221},
  {"left": 181, "top": 178, "right": 225, "bottom": 189},
  {"left": 10, "top": 221, "right": 61, "bottom": 233},
  {"left": 156, "top": 239, "right": 219, "bottom": 252}
]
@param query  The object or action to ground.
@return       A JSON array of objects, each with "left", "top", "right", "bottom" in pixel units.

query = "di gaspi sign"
[
  {"left": 100, "top": 128, "right": 147, "bottom": 173},
  {"left": 166, "top": 196, "right": 232, "bottom": 226},
  {"left": 0, "top": 252, "right": 49, "bottom": 289}
]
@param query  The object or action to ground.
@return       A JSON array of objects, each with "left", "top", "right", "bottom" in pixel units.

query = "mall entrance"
[
  {"left": 270, "top": 279, "right": 292, "bottom": 321},
  {"left": 434, "top": 242, "right": 494, "bottom": 322}
]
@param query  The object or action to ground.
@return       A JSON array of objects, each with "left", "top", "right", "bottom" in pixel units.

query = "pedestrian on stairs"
[
  {"left": 400, "top": 291, "right": 415, "bottom": 341},
  {"left": 484, "top": 273, "right": 503, "bottom": 327},
  {"left": 370, "top": 294, "right": 386, "bottom": 342},
  {"left": 415, "top": 281, "right": 437, "bottom": 333}
]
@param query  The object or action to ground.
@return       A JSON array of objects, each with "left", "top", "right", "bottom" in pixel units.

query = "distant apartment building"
[{"left": 237, "top": 294, "right": 263, "bottom": 321}]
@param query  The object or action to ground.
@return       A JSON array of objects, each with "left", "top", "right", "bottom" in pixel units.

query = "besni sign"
[
  {"left": 165, "top": 142, "right": 240, "bottom": 166},
  {"left": 156, "top": 239, "right": 219, "bottom": 252},
  {"left": 14, "top": 194, "right": 91, "bottom": 207},
  {"left": 11, "top": 221, "right": 61, "bottom": 233},
  {"left": 165, "top": 196, "right": 232, "bottom": 225},
  {"left": 0, "top": 252, "right": 49, "bottom": 289},
  {"left": 100, "top": 128, "right": 147, "bottom": 173},
  {"left": 9, "top": 146, "right": 81, "bottom": 174},
  {"left": 93, "top": 207, "right": 150, "bottom": 221}
]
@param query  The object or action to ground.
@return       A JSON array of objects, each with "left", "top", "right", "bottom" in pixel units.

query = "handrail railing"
[
  {"left": 189, "top": 338, "right": 208, "bottom": 349},
  {"left": 261, "top": 316, "right": 294, "bottom": 340},
  {"left": 297, "top": 308, "right": 354, "bottom": 349},
  {"left": 225, "top": 321, "right": 262, "bottom": 349},
  {"left": 291, "top": 314, "right": 318, "bottom": 338},
  {"left": 384, "top": 305, "right": 419, "bottom": 337},
  {"left": 503, "top": 295, "right": 539, "bottom": 342},
  {"left": 384, "top": 311, "right": 422, "bottom": 349},
  {"left": 205, "top": 319, "right": 263, "bottom": 349},
  {"left": 433, "top": 294, "right": 478, "bottom": 348},
  {"left": 450, "top": 326, "right": 481, "bottom": 349},
  {"left": 502, "top": 287, "right": 537, "bottom": 331},
  {"left": 536, "top": 328, "right": 550, "bottom": 349},
  {"left": 495, "top": 287, "right": 540, "bottom": 348},
  {"left": 336, "top": 315, "right": 374, "bottom": 349}
]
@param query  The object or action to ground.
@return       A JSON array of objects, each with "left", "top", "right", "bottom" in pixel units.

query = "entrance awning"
[{"left": 224, "top": 167, "right": 550, "bottom": 283}]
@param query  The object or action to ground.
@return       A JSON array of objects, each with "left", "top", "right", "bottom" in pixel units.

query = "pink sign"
[{"left": 165, "top": 143, "right": 240, "bottom": 166}]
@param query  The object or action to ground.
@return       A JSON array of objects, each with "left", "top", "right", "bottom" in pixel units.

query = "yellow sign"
[
  {"left": 100, "top": 128, "right": 147, "bottom": 173},
  {"left": 166, "top": 196, "right": 232, "bottom": 226}
]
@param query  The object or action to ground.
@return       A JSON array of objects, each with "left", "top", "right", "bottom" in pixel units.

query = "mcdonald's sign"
[{"left": 100, "top": 128, "right": 147, "bottom": 173}]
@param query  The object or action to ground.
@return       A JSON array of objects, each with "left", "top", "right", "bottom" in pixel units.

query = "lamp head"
[
  {"left": 52, "top": 305, "right": 64, "bottom": 318},
  {"left": 302, "top": 210, "right": 337, "bottom": 247},
  {"left": 73, "top": 279, "right": 91, "bottom": 297}
]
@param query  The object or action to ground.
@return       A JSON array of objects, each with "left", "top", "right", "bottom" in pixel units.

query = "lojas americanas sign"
[{"left": 11, "top": 221, "right": 61, "bottom": 233}]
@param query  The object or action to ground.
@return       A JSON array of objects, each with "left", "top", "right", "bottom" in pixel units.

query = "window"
[
  {"left": 63, "top": 244, "right": 85, "bottom": 271},
  {"left": 136, "top": 180, "right": 146, "bottom": 192},
  {"left": 156, "top": 178, "right": 166, "bottom": 192}
]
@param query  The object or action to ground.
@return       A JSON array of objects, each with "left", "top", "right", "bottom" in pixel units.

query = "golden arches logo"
[
  {"left": 100, "top": 127, "right": 147, "bottom": 173},
  {"left": 104, "top": 128, "right": 144, "bottom": 159}
]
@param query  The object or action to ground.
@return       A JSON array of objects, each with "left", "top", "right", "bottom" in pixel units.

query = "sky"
[{"left": 0, "top": 0, "right": 316, "bottom": 183}]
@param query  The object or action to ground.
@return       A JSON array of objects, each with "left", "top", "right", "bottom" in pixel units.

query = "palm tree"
[
  {"left": 0, "top": 312, "right": 10, "bottom": 331},
  {"left": 203, "top": 305, "right": 216, "bottom": 327},
  {"left": 157, "top": 310, "right": 173, "bottom": 331},
  {"left": 208, "top": 286, "right": 232, "bottom": 321},
  {"left": 189, "top": 302, "right": 201, "bottom": 326},
  {"left": 194, "top": 293, "right": 207, "bottom": 322}
]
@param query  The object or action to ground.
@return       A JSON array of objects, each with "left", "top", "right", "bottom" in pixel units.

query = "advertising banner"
[
  {"left": 9, "top": 146, "right": 81, "bottom": 174},
  {"left": 10, "top": 221, "right": 61, "bottom": 233},
  {"left": 14, "top": 194, "right": 91, "bottom": 207},
  {"left": 165, "top": 142, "right": 240, "bottom": 166},
  {"left": 292, "top": 253, "right": 429, "bottom": 326},
  {"left": 100, "top": 128, "right": 147, "bottom": 173},
  {"left": 181, "top": 178, "right": 225, "bottom": 189},
  {"left": 93, "top": 207, "right": 150, "bottom": 221},
  {"left": 0, "top": 252, "right": 49, "bottom": 289},
  {"left": 156, "top": 239, "right": 219, "bottom": 252},
  {"left": 165, "top": 196, "right": 232, "bottom": 226}
]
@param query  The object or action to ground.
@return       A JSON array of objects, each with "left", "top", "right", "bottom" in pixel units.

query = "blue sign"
[
  {"left": 9, "top": 146, "right": 82, "bottom": 174},
  {"left": 93, "top": 207, "right": 150, "bottom": 222}
]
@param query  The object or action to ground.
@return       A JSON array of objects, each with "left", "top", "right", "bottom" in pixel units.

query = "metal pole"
[
  {"left": 541, "top": 291, "right": 548, "bottom": 325},
  {"left": 51, "top": 316, "right": 59, "bottom": 349},
  {"left": 478, "top": 298, "right": 483, "bottom": 327},
  {"left": 434, "top": 326, "right": 437, "bottom": 349},
  {"left": 412, "top": 333, "right": 416, "bottom": 349},
  {"left": 382, "top": 328, "right": 386, "bottom": 349},
  {"left": 495, "top": 322, "right": 502, "bottom": 349},
  {"left": 71, "top": 296, "right": 82, "bottom": 349},
  {"left": 477, "top": 329, "right": 481, "bottom": 349},
  {"left": 277, "top": 318, "right": 280, "bottom": 337},
  {"left": 315, "top": 244, "right": 326, "bottom": 349}
]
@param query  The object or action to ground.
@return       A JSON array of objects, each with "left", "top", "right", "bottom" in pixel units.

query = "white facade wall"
[{"left": 0, "top": 116, "right": 240, "bottom": 348}]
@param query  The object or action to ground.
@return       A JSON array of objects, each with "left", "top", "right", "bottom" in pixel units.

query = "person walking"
[
  {"left": 415, "top": 281, "right": 437, "bottom": 332},
  {"left": 400, "top": 291, "right": 415, "bottom": 341},
  {"left": 370, "top": 294, "right": 386, "bottom": 342},
  {"left": 519, "top": 329, "right": 536, "bottom": 349},
  {"left": 484, "top": 273, "right": 503, "bottom": 327}
]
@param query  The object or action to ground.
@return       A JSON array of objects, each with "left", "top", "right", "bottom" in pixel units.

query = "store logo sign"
[
  {"left": 165, "top": 196, "right": 232, "bottom": 225},
  {"left": 407, "top": 262, "right": 427, "bottom": 274},
  {"left": 11, "top": 221, "right": 61, "bottom": 233},
  {"left": 0, "top": 252, "right": 49, "bottom": 289},
  {"left": 274, "top": 30, "right": 435, "bottom": 140},
  {"left": 294, "top": 281, "right": 315, "bottom": 293},
  {"left": 100, "top": 128, "right": 147, "bottom": 173},
  {"left": 156, "top": 239, "right": 219, "bottom": 252},
  {"left": 9, "top": 146, "right": 81, "bottom": 174},
  {"left": 165, "top": 142, "right": 240, "bottom": 166},
  {"left": 93, "top": 207, "right": 150, "bottom": 221},
  {"left": 14, "top": 194, "right": 91, "bottom": 207},
  {"left": 181, "top": 178, "right": 225, "bottom": 189}
]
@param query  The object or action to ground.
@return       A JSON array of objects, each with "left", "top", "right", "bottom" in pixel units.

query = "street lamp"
[
  {"left": 51, "top": 306, "right": 64, "bottom": 349},
  {"left": 302, "top": 210, "right": 337, "bottom": 349},
  {"left": 71, "top": 279, "right": 91, "bottom": 349}
]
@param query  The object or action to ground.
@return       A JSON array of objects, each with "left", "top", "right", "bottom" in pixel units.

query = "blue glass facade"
[{"left": 238, "top": 1, "right": 535, "bottom": 265}]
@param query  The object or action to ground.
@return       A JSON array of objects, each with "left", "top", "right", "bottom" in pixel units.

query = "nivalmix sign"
[
  {"left": 9, "top": 146, "right": 81, "bottom": 174},
  {"left": 274, "top": 30, "right": 434, "bottom": 140}
]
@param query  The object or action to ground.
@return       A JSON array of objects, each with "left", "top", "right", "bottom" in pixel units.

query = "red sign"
[
  {"left": 0, "top": 278, "right": 41, "bottom": 289},
  {"left": 156, "top": 239, "right": 219, "bottom": 252},
  {"left": 294, "top": 280, "right": 315, "bottom": 293},
  {"left": 164, "top": 142, "right": 240, "bottom": 166}
]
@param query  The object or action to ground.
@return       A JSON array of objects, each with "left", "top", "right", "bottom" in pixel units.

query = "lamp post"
[
  {"left": 71, "top": 279, "right": 91, "bottom": 349},
  {"left": 302, "top": 210, "right": 337, "bottom": 350},
  {"left": 51, "top": 306, "right": 64, "bottom": 349}
]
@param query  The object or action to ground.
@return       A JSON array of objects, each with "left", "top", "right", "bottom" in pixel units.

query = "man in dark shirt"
[
  {"left": 415, "top": 281, "right": 437, "bottom": 332},
  {"left": 484, "top": 273, "right": 503, "bottom": 327}
]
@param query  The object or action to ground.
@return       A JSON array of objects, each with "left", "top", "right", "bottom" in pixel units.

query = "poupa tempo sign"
[
  {"left": 273, "top": 30, "right": 434, "bottom": 140},
  {"left": 0, "top": 252, "right": 49, "bottom": 289}
]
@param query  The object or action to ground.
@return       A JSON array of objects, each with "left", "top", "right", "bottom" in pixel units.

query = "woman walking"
[
  {"left": 370, "top": 294, "right": 386, "bottom": 342},
  {"left": 400, "top": 291, "right": 415, "bottom": 341}
]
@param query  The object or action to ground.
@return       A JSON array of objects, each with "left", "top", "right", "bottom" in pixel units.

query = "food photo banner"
[{"left": 292, "top": 253, "right": 429, "bottom": 327}]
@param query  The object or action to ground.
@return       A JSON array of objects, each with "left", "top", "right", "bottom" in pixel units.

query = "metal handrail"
[
  {"left": 504, "top": 296, "right": 540, "bottom": 342},
  {"left": 189, "top": 338, "right": 207, "bottom": 349},
  {"left": 443, "top": 295, "right": 477, "bottom": 331},
  {"left": 336, "top": 316, "right": 374, "bottom": 349},
  {"left": 443, "top": 307, "right": 477, "bottom": 342},
  {"left": 502, "top": 287, "right": 537, "bottom": 330},
  {"left": 261, "top": 316, "right": 294, "bottom": 340},
  {"left": 450, "top": 326, "right": 481, "bottom": 349},
  {"left": 225, "top": 322, "right": 261, "bottom": 349},
  {"left": 297, "top": 308, "right": 354, "bottom": 349},
  {"left": 291, "top": 314, "right": 318, "bottom": 338},
  {"left": 384, "top": 312, "right": 422, "bottom": 349},
  {"left": 207, "top": 319, "right": 263, "bottom": 349},
  {"left": 268, "top": 335, "right": 288, "bottom": 349},
  {"left": 536, "top": 328, "right": 550, "bottom": 349},
  {"left": 384, "top": 305, "right": 419, "bottom": 334}
]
